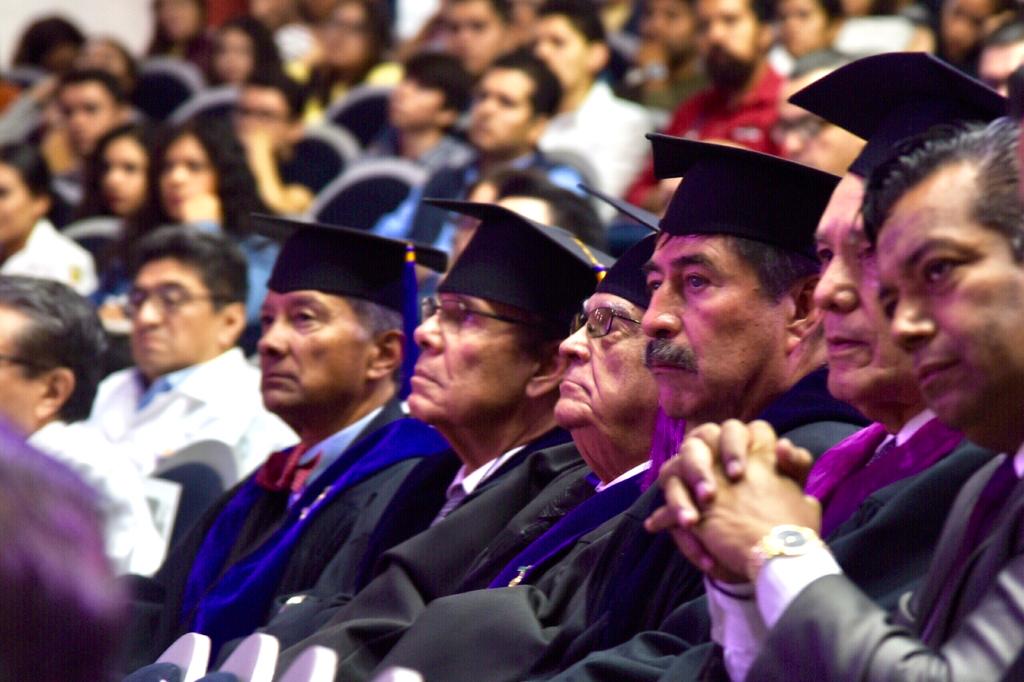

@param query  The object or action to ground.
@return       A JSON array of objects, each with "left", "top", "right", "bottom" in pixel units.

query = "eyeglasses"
[
  {"left": 126, "top": 284, "right": 226, "bottom": 317},
  {"left": 421, "top": 296, "right": 535, "bottom": 328},
  {"left": 570, "top": 306, "right": 641, "bottom": 338}
]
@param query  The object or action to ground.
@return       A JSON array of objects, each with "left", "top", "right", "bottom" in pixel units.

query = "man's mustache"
[{"left": 645, "top": 339, "right": 698, "bottom": 372}]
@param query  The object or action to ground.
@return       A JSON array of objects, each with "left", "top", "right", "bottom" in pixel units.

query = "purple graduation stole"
[
  {"left": 181, "top": 418, "right": 448, "bottom": 652},
  {"left": 807, "top": 418, "right": 964, "bottom": 537},
  {"left": 488, "top": 471, "right": 644, "bottom": 588}
]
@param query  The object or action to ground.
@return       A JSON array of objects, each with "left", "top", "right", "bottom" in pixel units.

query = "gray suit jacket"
[{"left": 750, "top": 455, "right": 1024, "bottom": 681}]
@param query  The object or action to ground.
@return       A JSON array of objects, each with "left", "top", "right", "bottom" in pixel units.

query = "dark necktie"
[
  {"left": 254, "top": 443, "right": 320, "bottom": 494},
  {"left": 960, "top": 455, "right": 1019, "bottom": 558}
]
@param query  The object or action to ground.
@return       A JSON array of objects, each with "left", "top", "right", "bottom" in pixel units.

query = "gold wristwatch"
[{"left": 747, "top": 525, "right": 823, "bottom": 581}]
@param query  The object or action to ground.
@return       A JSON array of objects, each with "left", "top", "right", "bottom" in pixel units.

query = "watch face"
[{"left": 778, "top": 527, "right": 809, "bottom": 549}]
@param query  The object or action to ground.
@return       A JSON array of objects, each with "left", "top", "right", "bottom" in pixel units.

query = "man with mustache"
[
  {"left": 625, "top": 0, "right": 781, "bottom": 213},
  {"left": 649, "top": 117, "right": 1024, "bottom": 680},
  {"left": 345, "top": 138, "right": 864, "bottom": 682},
  {"left": 629, "top": 53, "right": 1005, "bottom": 682}
]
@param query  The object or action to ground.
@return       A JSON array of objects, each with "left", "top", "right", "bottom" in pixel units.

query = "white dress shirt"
[
  {"left": 86, "top": 348, "right": 297, "bottom": 480},
  {"left": 1, "top": 218, "right": 97, "bottom": 296},
  {"left": 28, "top": 420, "right": 166, "bottom": 575}
]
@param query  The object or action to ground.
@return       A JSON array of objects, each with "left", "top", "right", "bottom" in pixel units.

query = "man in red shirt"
[{"left": 626, "top": 0, "right": 781, "bottom": 212}]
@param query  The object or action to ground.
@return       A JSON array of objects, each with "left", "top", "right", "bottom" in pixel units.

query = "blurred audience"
[
  {"left": 209, "top": 15, "right": 285, "bottom": 86},
  {"left": 366, "top": 51, "right": 475, "bottom": 172},
  {"left": 233, "top": 71, "right": 315, "bottom": 214},
  {"left": 774, "top": 52, "right": 864, "bottom": 174},
  {"left": 147, "top": 0, "right": 215, "bottom": 73},
  {"left": 441, "top": 0, "right": 516, "bottom": 78},
  {"left": 11, "top": 15, "right": 86, "bottom": 77},
  {"left": 49, "top": 70, "right": 132, "bottom": 185},
  {"left": 249, "top": 0, "right": 318, "bottom": 63},
  {"left": 936, "top": 0, "right": 1015, "bottom": 75},
  {"left": 0, "top": 144, "right": 96, "bottom": 295},
  {"left": 620, "top": 0, "right": 706, "bottom": 112},
  {"left": 534, "top": 0, "right": 654, "bottom": 197},
  {"left": 75, "top": 37, "right": 139, "bottom": 99},
  {"left": 626, "top": 0, "right": 782, "bottom": 213},
  {"left": 291, "top": 0, "right": 399, "bottom": 122}
]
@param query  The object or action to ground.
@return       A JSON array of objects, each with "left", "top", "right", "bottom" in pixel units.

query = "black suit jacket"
[{"left": 750, "top": 453, "right": 1024, "bottom": 681}]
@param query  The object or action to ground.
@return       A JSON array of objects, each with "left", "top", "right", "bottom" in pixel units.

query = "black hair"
[
  {"left": 0, "top": 276, "right": 108, "bottom": 422},
  {"left": 488, "top": 168, "right": 607, "bottom": 249},
  {"left": 403, "top": 51, "right": 475, "bottom": 114},
  {"left": 11, "top": 16, "right": 85, "bottom": 71},
  {"left": 137, "top": 117, "right": 266, "bottom": 240},
  {"left": 0, "top": 144, "right": 52, "bottom": 199},
  {"left": 306, "top": 0, "right": 393, "bottom": 109},
  {"left": 489, "top": 48, "right": 563, "bottom": 117},
  {"left": 59, "top": 68, "right": 127, "bottom": 106},
  {"left": 450, "top": 0, "right": 513, "bottom": 23},
  {"left": 128, "top": 225, "right": 249, "bottom": 307},
  {"left": 730, "top": 236, "right": 821, "bottom": 300},
  {"left": 147, "top": 0, "right": 207, "bottom": 57},
  {"left": 77, "top": 123, "right": 158, "bottom": 222},
  {"left": 538, "top": 0, "right": 607, "bottom": 43},
  {"left": 244, "top": 71, "right": 306, "bottom": 120},
  {"left": 774, "top": 0, "right": 843, "bottom": 21},
  {"left": 212, "top": 15, "right": 284, "bottom": 85},
  {"left": 863, "top": 119, "right": 1024, "bottom": 259}
]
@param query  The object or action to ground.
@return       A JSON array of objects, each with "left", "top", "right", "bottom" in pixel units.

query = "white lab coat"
[
  {"left": 1, "top": 218, "right": 98, "bottom": 295},
  {"left": 87, "top": 348, "right": 297, "bottom": 480},
  {"left": 29, "top": 420, "right": 166, "bottom": 575}
]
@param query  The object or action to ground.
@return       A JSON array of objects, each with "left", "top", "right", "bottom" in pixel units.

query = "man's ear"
[
  {"left": 783, "top": 275, "right": 822, "bottom": 351},
  {"left": 35, "top": 367, "right": 75, "bottom": 425},
  {"left": 366, "top": 329, "right": 404, "bottom": 382},
  {"left": 525, "top": 339, "right": 569, "bottom": 399},
  {"left": 216, "top": 302, "right": 248, "bottom": 349},
  {"left": 586, "top": 42, "right": 610, "bottom": 77}
]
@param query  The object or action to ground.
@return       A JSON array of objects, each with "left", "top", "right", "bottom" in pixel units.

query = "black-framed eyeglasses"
[
  {"left": 126, "top": 285, "right": 227, "bottom": 317},
  {"left": 420, "top": 296, "right": 535, "bottom": 328},
  {"left": 571, "top": 306, "right": 642, "bottom": 338}
]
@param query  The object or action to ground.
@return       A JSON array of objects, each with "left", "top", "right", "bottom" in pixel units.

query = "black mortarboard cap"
[
  {"left": 649, "top": 134, "right": 839, "bottom": 256},
  {"left": 595, "top": 233, "right": 656, "bottom": 308},
  {"left": 256, "top": 214, "right": 447, "bottom": 312},
  {"left": 425, "top": 199, "right": 613, "bottom": 333},
  {"left": 789, "top": 52, "right": 1006, "bottom": 177}
]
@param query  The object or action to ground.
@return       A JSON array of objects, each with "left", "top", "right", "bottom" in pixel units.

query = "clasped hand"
[{"left": 644, "top": 419, "right": 822, "bottom": 583}]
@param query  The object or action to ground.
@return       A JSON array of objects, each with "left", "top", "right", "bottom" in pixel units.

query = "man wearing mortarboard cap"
[
  {"left": 314, "top": 139, "right": 866, "bottom": 682},
  {"left": 261, "top": 200, "right": 613, "bottom": 674},
  {"left": 124, "top": 218, "right": 452, "bottom": 668},
  {"left": 620, "top": 52, "right": 1009, "bottom": 682}
]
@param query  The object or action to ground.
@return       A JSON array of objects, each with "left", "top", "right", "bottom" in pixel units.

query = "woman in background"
[{"left": 209, "top": 15, "right": 284, "bottom": 86}]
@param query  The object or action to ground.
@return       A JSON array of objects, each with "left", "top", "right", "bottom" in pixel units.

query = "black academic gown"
[
  {"left": 263, "top": 432, "right": 579, "bottom": 671},
  {"left": 371, "top": 367, "right": 866, "bottom": 682},
  {"left": 123, "top": 400, "right": 426, "bottom": 669},
  {"left": 543, "top": 437, "right": 996, "bottom": 682}
]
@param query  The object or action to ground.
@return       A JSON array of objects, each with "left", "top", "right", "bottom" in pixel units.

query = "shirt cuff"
[
  {"left": 706, "top": 577, "right": 766, "bottom": 682},
  {"left": 755, "top": 546, "right": 842, "bottom": 628}
]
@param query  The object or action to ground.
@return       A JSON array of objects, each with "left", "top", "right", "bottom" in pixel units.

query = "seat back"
[
  {"left": 214, "top": 633, "right": 279, "bottom": 682},
  {"left": 134, "top": 58, "right": 206, "bottom": 121},
  {"left": 63, "top": 216, "right": 124, "bottom": 261},
  {"left": 288, "top": 125, "right": 361, "bottom": 193},
  {"left": 306, "top": 158, "right": 426, "bottom": 230},
  {"left": 277, "top": 646, "right": 337, "bottom": 682},
  {"left": 324, "top": 85, "right": 392, "bottom": 147},
  {"left": 141, "top": 477, "right": 182, "bottom": 568},
  {"left": 170, "top": 85, "right": 240, "bottom": 125},
  {"left": 155, "top": 461, "right": 225, "bottom": 549},
  {"left": 156, "top": 633, "right": 212, "bottom": 682}
]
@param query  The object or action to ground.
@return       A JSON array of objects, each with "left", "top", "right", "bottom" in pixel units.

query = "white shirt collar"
[
  {"left": 894, "top": 408, "right": 937, "bottom": 447},
  {"left": 446, "top": 445, "right": 526, "bottom": 500},
  {"left": 594, "top": 461, "right": 651, "bottom": 493}
]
